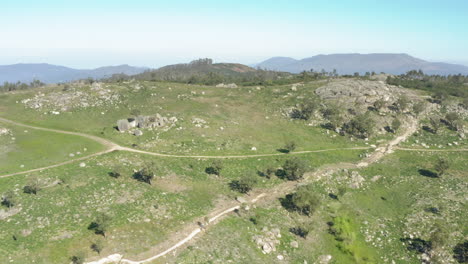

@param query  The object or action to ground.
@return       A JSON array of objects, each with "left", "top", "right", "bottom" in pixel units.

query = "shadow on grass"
[
  {"left": 418, "top": 169, "right": 438, "bottom": 178},
  {"left": 277, "top": 148, "right": 290, "bottom": 154},
  {"left": 422, "top": 125, "right": 435, "bottom": 134}
]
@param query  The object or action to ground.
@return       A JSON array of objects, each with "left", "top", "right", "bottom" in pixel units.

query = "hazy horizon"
[{"left": 2, "top": 0, "right": 468, "bottom": 68}]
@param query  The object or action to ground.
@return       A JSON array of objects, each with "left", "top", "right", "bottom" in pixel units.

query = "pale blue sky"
[{"left": 1, "top": 0, "right": 467, "bottom": 68}]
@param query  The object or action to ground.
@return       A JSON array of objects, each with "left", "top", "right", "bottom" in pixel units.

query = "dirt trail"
[
  {"left": 0, "top": 117, "right": 369, "bottom": 178},
  {"left": 1, "top": 117, "right": 466, "bottom": 264},
  {"left": 83, "top": 117, "right": 426, "bottom": 264},
  {"left": 0, "top": 149, "right": 117, "bottom": 179},
  {"left": 0, "top": 117, "right": 119, "bottom": 149}
]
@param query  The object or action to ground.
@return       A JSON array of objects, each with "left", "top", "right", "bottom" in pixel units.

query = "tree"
[
  {"left": 396, "top": 95, "right": 410, "bottom": 112},
  {"left": 1, "top": 191, "right": 15, "bottom": 208},
  {"left": 391, "top": 118, "right": 401, "bottom": 133},
  {"left": 283, "top": 141, "right": 296, "bottom": 153},
  {"left": 109, "top": 166, "right": 122, "bottom": 178},
  {"left": 70, "top": 252, "right": 85, "bottom": 264},
  {"left": 373, "top": 99, "right": 386, "bottom": 112},
  {"left": 205, "top": 160, "right": 223, "bottom": 176},
  {"left": 133, "top": 163, "right": 157, "bottom": 184},
  {"left": 429, "top": 116, "right": 441, "bottom": 134},
  {"left": 283, "top": 158, "right": 307, "bottom": 181},
  {"left": 88, "top": 213, "right": 111, "bottom": 237},
  {"left": 291, "top": 185, "right": 320, "bottom": 216},
  {"left": 299, "top": 99, "right": 319, "bottom": 120},
  {"left": 434, "top": 158, "right": 449, "bottom": 177},
  {"left": 453, "top": 241, "right": 468, "bottom": 263},
  {"left": 445, "top": 112, "right": 460, "bottom": 130},
  {"left": 229, "top": 174, "right": 258, "bottom": 194},
  {"left": 264, "top": 166, "right": 276, "bottom": 179},
  {"left": 90, "top": 240, "right": 104, "bottom": 254},
  {"left": 322, "top": 106, "right": 343, "bottom": 130},
  {"left": 462, "top": 97, "right": 468, "bottom": 110},
  {"left": 343, "top": 114, "right": 375, "bottom": 138},
  {"left": 23, "top": 178, "right": 41, "bottom": 195},
  {"left": 412, "top": 101, "right": 426, "bottom": 115},
  {"left": 432, "top": 90, "right": 448, "bottom": 104}
]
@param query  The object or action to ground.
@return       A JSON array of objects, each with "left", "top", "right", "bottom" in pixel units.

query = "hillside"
[
  {"left": 0, "top": 63, "right": 148, "bottom": 84},
  {"left": 255, "top": 53, "right": 468, "bottom": 75},
  {"left": 130, "top": 58, "right": 293, "bottom": 85},
  {"left": 0, "top": 77, "right": 466, "bottom": 264}
]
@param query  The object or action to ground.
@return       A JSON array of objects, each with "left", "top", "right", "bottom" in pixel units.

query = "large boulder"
[{"left": 117, "top": 119, "right": 130, "bottom": 132}]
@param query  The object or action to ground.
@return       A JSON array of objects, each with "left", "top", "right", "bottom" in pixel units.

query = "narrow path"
[
  {"left": 0, "top": 149, "right": 117, "bottom": 179},
  {"left": 395, "top": 147, "right": 468, "bottom": 152},
  {"left": 1, "top": 117, "right": 466, "bottom": 263},
  {"left": 0, "top": 117, "right": 369, "bottom": 179},
  {"left": 84, "top": 117, "right": 429, "bottom": 264}
]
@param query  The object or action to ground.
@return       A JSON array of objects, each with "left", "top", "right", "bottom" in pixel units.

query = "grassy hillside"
[{"left": 0, "top": 76, "right": 465, "bottom": 264}]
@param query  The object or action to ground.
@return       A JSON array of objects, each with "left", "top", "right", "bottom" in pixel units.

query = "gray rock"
[
  {"left": 117, "top": 119, "right": 130, "bottom": 132},
  {"left": 236, "top": 197, "right": 247, "bottom": 203},
  {"left": 134, "top": 130, "right": 143, "bottom": 136},
  {"left": 290, "top": 240, "right": 299, "bottom": 248}
]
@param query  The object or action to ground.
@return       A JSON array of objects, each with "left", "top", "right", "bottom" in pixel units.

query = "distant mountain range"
[
  {"left": 0, "top": 63, "right": 148, "bottom": 84},
  {"left": 254, "top": 53, "right": 468, "bottom": 75},
  {"left": 2, "top": 53, "right": 467, "bottom": 84}
]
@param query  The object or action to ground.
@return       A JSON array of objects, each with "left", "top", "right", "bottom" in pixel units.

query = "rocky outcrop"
[
  {"left": 117, "top": 114, "right": 177, "bottom": 133},
  {"left": 315, "top": 79, "right": 403, "bottom": 106}
]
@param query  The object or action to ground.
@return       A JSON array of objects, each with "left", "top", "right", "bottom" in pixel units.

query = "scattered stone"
[
  {"left": 134, "top": 130, "right": 143, "bottom": 136},
  {"left": 0, "top": 128, "right": 11, "bottom": 136},
  {"left": 277, "top": 255, "right": 284, "bottom": 260},
  {"left": 318, "top": 255, "right": 332, "bottom": 264},
  {"left": 192, "top": 118, "right": 208, "bottom": 128},
  {"left": 236, "top": 197, "right": 247, "bottom": 203},
  {"left": 79, "top": 162, "right": 86, "bottom": 168},
  {"left": 216, "top": 83, "right": 238, "bottom": 88},
  {"left": 290, "top": 240, "right": 299, "bottom": 248},
  {"left": 349, "top": 171, "right": 365, "bottom": 189},
  {"left": 251, "top": 147, "right": 257, "bottom": 151}
]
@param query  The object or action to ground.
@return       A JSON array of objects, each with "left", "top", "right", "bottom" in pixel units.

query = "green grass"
[
  {"left": 0, "top": 122, "right": 104, "bottom": 175},
  {"left": 173, "top": 150, "right": 467, "bottom": 264},
  {"left": 0, "top": 146, "right": 365, "bottom": 264},
  {"left": 0, "top": 81, "right": 381, "bottom": 155}
]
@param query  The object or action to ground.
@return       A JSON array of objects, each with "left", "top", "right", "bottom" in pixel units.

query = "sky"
[{"left": 1, "top": 0, "right": 468, "bottom": 68}]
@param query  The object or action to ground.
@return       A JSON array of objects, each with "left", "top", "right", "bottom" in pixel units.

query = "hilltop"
[
  {"left": 255, "top": 53, "right": 468, "bottom": 75},
  {"left": 126, "top": 58, "right": 294, "bottom": 85}
]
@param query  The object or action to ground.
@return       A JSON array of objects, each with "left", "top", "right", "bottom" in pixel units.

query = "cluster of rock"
[
  {"left": 315, "top": 79, "right": 403, "bottom": 107},
  {"left": 117, "top": 114, "right": 178, "bottom": 135},
  {"left": 0, "top": 127, "right": 11, "bottom": 136},
  {"left": 348, "top": 170, "right": 365, "bottom": 189},
  {"left": 215, "top": 83, "right": 238, "bottom": 88},
  {"left": 21, "top": 83, "right": 120, "bottom": 112},
  {"left": 253, "top": 227, "right": 281, "bottom": 254},
  {"left": 192, "top": 117, "right": 209, "bottom": 128}
]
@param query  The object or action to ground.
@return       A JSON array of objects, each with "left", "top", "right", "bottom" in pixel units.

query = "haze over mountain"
[
  {"left": 255, "top": 53, "right": 468, "bottom": 75},
  {"left": 0, "top": 63, "right": 148, "bottom": 84}
]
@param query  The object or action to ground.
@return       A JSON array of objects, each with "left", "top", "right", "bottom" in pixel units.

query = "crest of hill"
[
  {"left": 139, "top": 58, "right": 257, "bottom": 78},
  {"left": 256, "top": 53, "right": 468, "bottom": 75},
  {"left": 132, "top": 58, "right": 289, "bottom": 84}
]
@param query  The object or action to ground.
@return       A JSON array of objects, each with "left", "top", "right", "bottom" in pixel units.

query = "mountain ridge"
[
  {"left": 0, "top": 63, "right": 148, "bottom": 84},
  {"left": 255, "top": 53, "right": 468, "bottom": 75}
]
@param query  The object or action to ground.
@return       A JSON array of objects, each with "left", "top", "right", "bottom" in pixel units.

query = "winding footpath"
[
  {"left": 0, "top": 116, "right": 369, "bottom": 178},
  {"left": 0, "top": 117, "right": 466, "bottom": 264}
]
